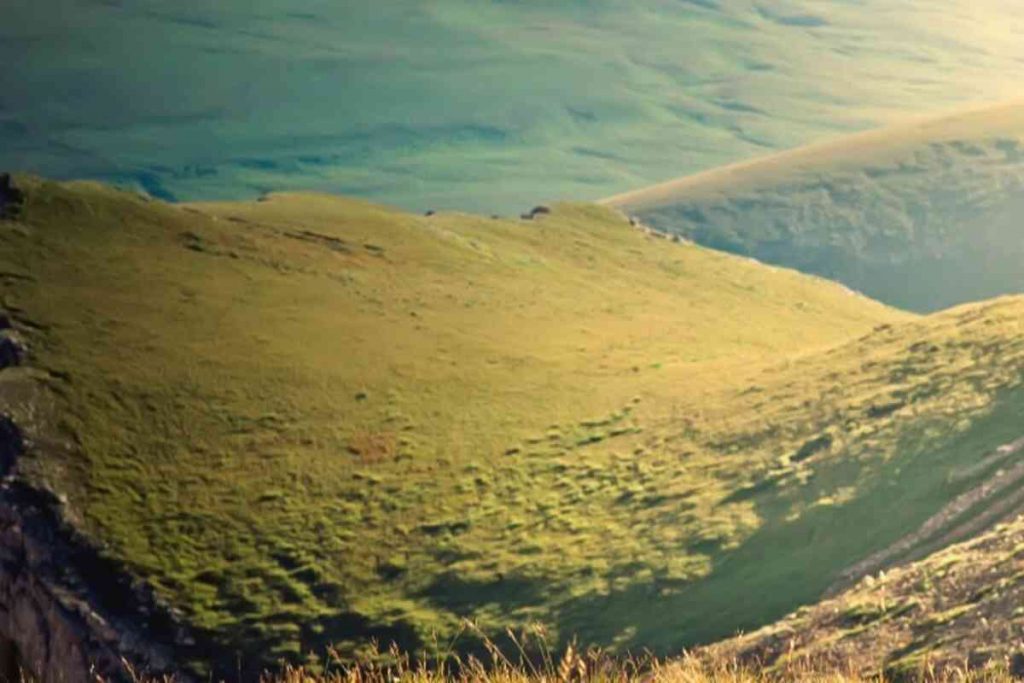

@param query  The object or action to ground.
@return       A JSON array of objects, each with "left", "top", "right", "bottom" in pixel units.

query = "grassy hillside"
[
  {"left": 3, "top": 176, "right": 1024, "bottom": 676},
  {"left": 604, "top": 101, "right": 1024, "bottom": 312}
]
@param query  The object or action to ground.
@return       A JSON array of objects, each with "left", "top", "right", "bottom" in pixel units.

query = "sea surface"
[{"left": 4, "top": 0, "right": 1024, "bottom": 213}]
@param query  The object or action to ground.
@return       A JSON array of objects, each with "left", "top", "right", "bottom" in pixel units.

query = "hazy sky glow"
[{"left": 4, "top": 0, "right": 1024, "bottom": 212}]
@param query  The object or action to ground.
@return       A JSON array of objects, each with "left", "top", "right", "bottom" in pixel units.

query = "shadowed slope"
[{"left": 605, "top": 101, "right": 1024, "bottom": 312}]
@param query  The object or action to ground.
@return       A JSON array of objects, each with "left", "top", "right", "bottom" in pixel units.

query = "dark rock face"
[
  {"left": 0, "top": 417, "right": 202, "bottom": 682},
  {"left": 0, "top": 417, "right": 20, "bottom": 477},
  {"left": 0, "top": 175, "right": 24, "bottom": 220},
  {"left": 520, "top": 205, "right": 552, "bottom": 220},
  {"left": 0, "top": 318, "right": 212, "bottom": 680},
  {"left": 0, "top": 415, "right": 124, "bottom": 682},
  {"left": 0, "top": 499, "right": 121, "bottom": 681},
  {"left": 0, "top": 335, "right": 25, "bottom": 370}
]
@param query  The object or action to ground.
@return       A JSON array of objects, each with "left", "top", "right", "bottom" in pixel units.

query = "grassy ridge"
[
  {"left": 606, "top": 102, "right": 1024, "bottom": 312},
  {"left": 2, "top": 177, "right": 1024, "bottom": 674}
]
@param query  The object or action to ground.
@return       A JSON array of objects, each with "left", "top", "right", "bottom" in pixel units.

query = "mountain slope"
[
  {"left": 604, "top": 101, "right": 1024, "bottom": 312},
  {"left": 2, "top": 176, "right": 1024, "bottom": 676},
  {"left": 706, "top": 511, "right": 1024, "bottom": 680}
]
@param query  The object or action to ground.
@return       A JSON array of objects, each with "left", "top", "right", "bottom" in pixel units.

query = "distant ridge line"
[{"left": 601, "top": 98, "right": 1024, "bottom": 209}]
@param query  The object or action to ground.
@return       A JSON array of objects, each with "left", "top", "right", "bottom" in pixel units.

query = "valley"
[{"left": 2, "top": 173, "right": 1024, "bottom": 678}]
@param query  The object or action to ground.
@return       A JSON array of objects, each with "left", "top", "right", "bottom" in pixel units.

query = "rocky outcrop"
[
  {"left": 0, "top": 461, "right": 195, "bottom": 682},
  {"left": 0, "top": 334, "right": 25, "bottom": 370},
  {"left": 0, "top": 175, "right": 24, "bottom": 220},
  {"left": 519, "top": 205, "right": 551, "bottom": 220},
  {"left": 0, "top": 321, "right": 211, "bottom": 681},
  {"left": 0, "top": 471, "right": 128, "bottom": 682}
]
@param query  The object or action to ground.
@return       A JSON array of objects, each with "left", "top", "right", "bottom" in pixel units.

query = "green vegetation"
[{"left": 4, "top": 176, "right": 1024, "bottom": 675}]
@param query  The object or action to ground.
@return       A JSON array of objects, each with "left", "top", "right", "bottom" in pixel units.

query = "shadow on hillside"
[
  {"left": 418, "top": 572, "right": 549, "bottom": 616},
  {"left": 550, "top": 388, "right": 1024, "bottom": 655},
  {"left": 219, "top": 389, "right": 1024, "bottom": 674}
]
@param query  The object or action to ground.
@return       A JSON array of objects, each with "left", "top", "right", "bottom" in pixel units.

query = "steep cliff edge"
[
  {"left": 0, "top": 344, "right": 200, "bottom": 679},
  {"left": 0, "top": 455, "right": 172, "bottom": 681}
]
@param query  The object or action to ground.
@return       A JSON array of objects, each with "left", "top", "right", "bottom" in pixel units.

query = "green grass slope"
[
  {"left": 2, "top": 176, "right": 1024, "bottom": 675},
  {"left": 604, "top": 101, "right": 1024, "bottom": 313}
]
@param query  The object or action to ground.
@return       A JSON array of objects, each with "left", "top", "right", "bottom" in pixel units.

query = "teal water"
[{"left": 4, "top": 1, "right": 1024, "bottom": 213}]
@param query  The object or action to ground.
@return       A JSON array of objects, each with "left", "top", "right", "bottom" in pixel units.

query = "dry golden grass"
[{"left": 252, "top": 637, "right": 1022, "bottom": 683}]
